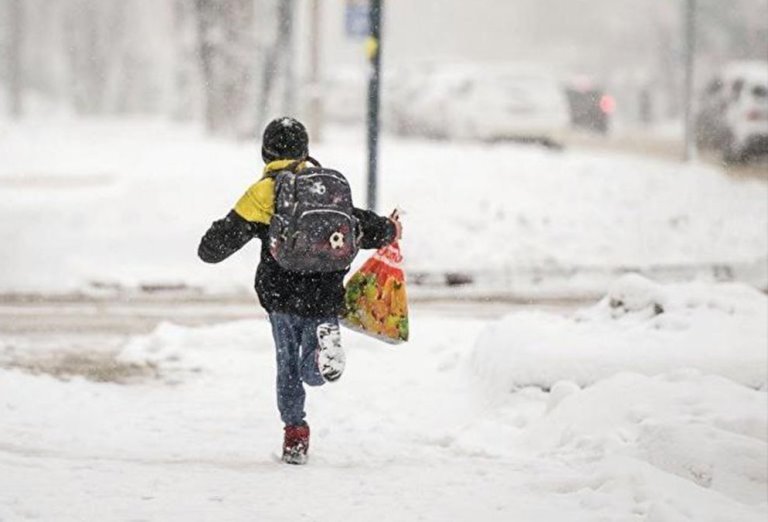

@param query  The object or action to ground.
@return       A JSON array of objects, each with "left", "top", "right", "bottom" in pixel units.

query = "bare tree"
[
  {"left": 172, "top": 0, "right": 203, "bottom": 121},
  {"left": 5, "top": 0, "right": 23, "bottom": 117},
  {"left": 255, "top": 0, "right": 296, "bottom": 134},
  {"left": 62, "top": 0, "right": 126, "bottom": 114},
  {"left": 194, "top": 0, "right": 256, "bottom": 135}
]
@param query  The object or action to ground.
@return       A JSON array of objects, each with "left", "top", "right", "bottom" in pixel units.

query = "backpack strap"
[
  {"left": 305, "top": 155, "right": 322, "bottom": 168},
  {"left": 285, "top": 155, "right": 321, "bottom": 172}
]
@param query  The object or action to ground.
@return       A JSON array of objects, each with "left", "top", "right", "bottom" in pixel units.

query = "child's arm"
[
  {"left": 199, "top": 178, "right": 273, "bottom": 263},
  {"left": 353, "top": 208, "right": 399, "bottom": 249},
  {"left": 198, "top": 210, "right": 265, "bottom": 263}
]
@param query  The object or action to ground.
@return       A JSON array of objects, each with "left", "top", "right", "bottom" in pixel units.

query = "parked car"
[
  {"left": 387, "top": 65, "right": 472, "bottom": 139},
  {"left": 384, "top": 63, "right": 440, "bottom": 136},
  {"left": 696, "top": 61, "right": 768, "bottom": 162},
  {"left": 455, "top": 66, "right": 570, "bottom": 147},
  {"left": 388, "top": 63, "right": 570, "bottom": 147},
  {"left": 564, "top": 80, "right": 614, "bottom": 134}
]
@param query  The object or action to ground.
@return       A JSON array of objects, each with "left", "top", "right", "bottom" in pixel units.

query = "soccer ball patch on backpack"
[{"left": 269, "top": 167, "right": 360, "bottom": 272}]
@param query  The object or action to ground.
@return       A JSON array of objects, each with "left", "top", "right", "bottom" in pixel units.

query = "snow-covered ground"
[
  {"left": 1, "top": 117, "right": 766, "bottom": 519},
  {"left": 1, "top": 275, "right": 765, "bottom": 521},
  {"left": 0, "top": 118, "right": 765, "bottom": 297}
]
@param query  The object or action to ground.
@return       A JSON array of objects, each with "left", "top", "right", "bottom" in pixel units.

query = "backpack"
[{"left": 268, "top": 164, "right": 360, "bottom": 272}]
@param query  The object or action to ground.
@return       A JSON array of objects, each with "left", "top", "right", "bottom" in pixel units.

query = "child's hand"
[
  {"left": 390, "top": 218, "right": 402, "bottom": 240},
  {"left": 388, "top": 209, "right": 403, "bottom": 241}
]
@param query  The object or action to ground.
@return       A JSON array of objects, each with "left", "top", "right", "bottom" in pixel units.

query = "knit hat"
[{"left": 261, "top": 117, "right": 309, "bottom": 163}]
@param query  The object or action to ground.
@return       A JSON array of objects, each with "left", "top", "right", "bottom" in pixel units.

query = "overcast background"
[{"left": 1, "top": 0, "right": 766, "bottom": 134}]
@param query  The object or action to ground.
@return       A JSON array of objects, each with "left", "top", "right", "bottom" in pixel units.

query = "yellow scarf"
[{"left": 235, "top": 159, "right": 306, "bottom": 224}]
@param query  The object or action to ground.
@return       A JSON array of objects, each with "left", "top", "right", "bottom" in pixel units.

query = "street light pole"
[
  {"left": 8, "top": 0, "right": 23, "bottom": 118},
  {"left": 280, "top": 0, "right": 296, "bottom": 115},
  {"left": 366, "top": 0, "right": 383, "bottom": 211},
  {"left": 308, "top": 0, "right": 322, "bottom": 142},
  {"left": 683, "top": 0, "right": 697, "bottom": 162}
]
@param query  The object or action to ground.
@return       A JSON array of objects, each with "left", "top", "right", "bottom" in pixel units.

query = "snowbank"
[
  {"left": 464, "top": 276, "right": 768, "bottom": 519},
  {"left": 117, "top": 320, "right": 268, "bottom": 377},
  {"left": 523, "top": 372, "right": 767, "bottom": 508},
  {"left": 471, "top": 274, "right": 768, "bottom": 390}
]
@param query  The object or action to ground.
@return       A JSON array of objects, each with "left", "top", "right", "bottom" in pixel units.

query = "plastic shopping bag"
[{"left": 342, "top": 241, "right": 409, "bottom": 344}]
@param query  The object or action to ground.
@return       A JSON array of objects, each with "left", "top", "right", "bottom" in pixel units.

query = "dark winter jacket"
[{"left": 198, "top": 159, "right": 396, "bottom": 318}]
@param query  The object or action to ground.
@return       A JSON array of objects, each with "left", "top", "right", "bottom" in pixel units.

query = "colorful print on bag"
[{"left": 342, "top": 241, "right": 409, "bottom": 344}]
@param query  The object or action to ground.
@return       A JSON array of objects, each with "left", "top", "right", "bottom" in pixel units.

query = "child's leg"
[
  {"left": 269, "top": 313, "right": 307, "bottom": 426},
  {"left": 300, "top": 317, "right": 345, "bottom": 384}
]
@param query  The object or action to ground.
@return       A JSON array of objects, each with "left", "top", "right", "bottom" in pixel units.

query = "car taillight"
[
  {"left": 599, "top": 94, "right": 616, "bottom": 114},
  {"left": 746, "top": 109, "right": 766, "bottom": 120}
]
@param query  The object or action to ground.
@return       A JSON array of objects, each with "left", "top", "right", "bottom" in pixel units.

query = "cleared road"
[{"left": 0, "top": 293, "right": 581, "bottom": 336}]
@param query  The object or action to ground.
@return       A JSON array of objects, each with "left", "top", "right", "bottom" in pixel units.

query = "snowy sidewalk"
[
  {"left": 1, "top": 277, "right": 766, "bottom": 522},
  {"left": 0, "top": 119, "right": 766, "bottom": 297},
  {"left": 1, "top": 316, "right": 559, "bottom": 521}
]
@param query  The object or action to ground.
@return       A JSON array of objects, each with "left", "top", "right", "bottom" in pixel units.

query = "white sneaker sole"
[{"left": 316, "top": 322, "right": 345, "bottom": 382}]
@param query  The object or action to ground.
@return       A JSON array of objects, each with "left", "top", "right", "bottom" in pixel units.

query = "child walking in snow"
[{"left": 198, "top": 117, "right": 400, "bottom": 464}]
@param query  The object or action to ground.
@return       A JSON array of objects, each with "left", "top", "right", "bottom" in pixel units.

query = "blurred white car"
[
  {"left": 720, "top": 61, "right": 768, "bottom": 162},
  {"left": 697, "top": 61, "right": 768, "bottom": 162},
  {"left": 452, "top": 67, "right": 570, "bottom": 146},
  {"left": 383, "top": 63, "right": 469, "bottom": 138},
  {"left": 387, "top": 63, "right": 570, "bottom": 146}
]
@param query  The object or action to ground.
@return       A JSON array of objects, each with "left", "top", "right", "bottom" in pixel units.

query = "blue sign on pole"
[{"left": 345, "top": 0, "right": 369, "bottom": 39}]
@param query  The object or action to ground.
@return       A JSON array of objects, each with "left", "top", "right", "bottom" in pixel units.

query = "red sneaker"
[{"left": 282, "top": 423, "right": 310, "bottom": 465}]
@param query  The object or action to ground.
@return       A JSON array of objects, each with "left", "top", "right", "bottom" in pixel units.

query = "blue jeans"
[{"left": 269, "top": 313, "right": 339, "bottom": 426}]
